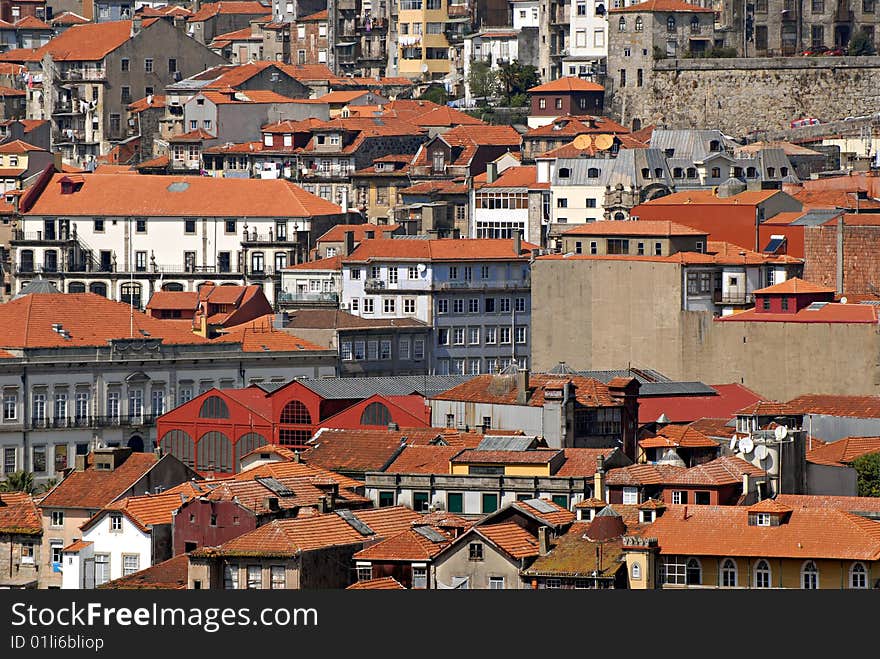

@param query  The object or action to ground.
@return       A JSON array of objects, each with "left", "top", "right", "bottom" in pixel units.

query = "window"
[
  {"left": 618, "top": 16, "right": 626, "bottom": 30},
  {"left": 801, "top": 561, "right": 819, "bottom": 589},
  {"left": 755, "top": 513, "right": 771, "bottom": 526},
  {"left": 383, "top": 298, "right": 395, "bottom": 314},
  {"left": 3, "top": 447, "right": 15, "bottom": 474},
  {"left": 469, "top": 327, "right": 480, "bottom": 345},
  {"left": 168, "top": 58, "right": 177, "bottom": 73},
  {"left": 123, "top": 554, "right": 140, "bottom": 576},
  {"left": 671, "top": 491, "right": 687, "bottom": 505},
  {"left": 414, "top": 339, "right": 425, "bottom": 360},
  {"left": 32, "top": 445, "right": 46, "bottom": 473},
  {"left": 3, "top": 393, "right": 16, "bottom": 421},
  {"left": 341, "top": 341, "right": 353, "bottom": 361},
  {"left": 481, "top": 493, "right": 498, "bottom": 513},
  {"left": 378, "top": 491, "right": 395, "bottom": 507},
  {"left": 184, "top": 219, "right": 196, "bottom": 234},
  {"left": 380, "top": 340, "right": 392, "bottom": 360},
  {"left": 50, "top": 540, "right": 63, "bottom": 566},
  {"left": 135, "top": 219, "right": 146, "bottom": 233},
  {"left": 469, "top": 542, "right": 484, "bottom": 560},
  {"left": 413, "top": 492, "right": 430, "bottom": 512},
  {"left": 447, "top": 492, "right": 463, "bottom": 513},
  {"left": 408, "top": 266, "right": 419, "bottom": 280},
  {"left": 452, "top": 299, "right": 464, "bottom": 314},
  {"left": 247, "top": 565, "right": 262, "bottom": 589},
  {"left": 363, "top": 298, "right": 374, "bottom": 314},
  {"left": 453, "top": 328, "right": 465, "bottom": 345},
  {"left": 485, "top": 298, "right": 496, "bottom": 313},
  {"left": 545, "top": 578, "right": 562, "bottom": 589},
  {"left": 481, "top": 265, "right": 490, "bottom": 279},
  {"left": 721, "top": 559, "right": 737, "bottom": 587},
  {"left": 271, "top": 566, "right": 285, "bottom": 589},
  {"left": 622, "top": 487, "right": 637, "bottom": 504},
  {"left": 631, "top": 562, "right": 642, "bottom": 580},
  {"left": 686, "top": 558, "right": 701, "bottom": 585},
  {"left": 135, "top": 251, "right": 147, "bottom": 272},
  {"left": 666, "top": 15, "right": 676, "bottom": 31},
  {"left": 438, "top": 328, "right": 450, "bottom": 346},
  {"left": 850, "top": 563, "right": 867, "bottom": 589},
  {"left": 110, "top": 513, "right": 123, "bottom": 531},
  {"left": 121, "top": 58, "right": 130, "bottom": 72},
  {"left": 662, "top": 557, "right": 686, "bottom": 585},
  {"left": 539, "top": 97, "right": 546, "bottom": 109},
  {"left": 489, "top": 576, "right": 504, "bottom": 590},
  {"left": 224, "top": 564, "right": 239, "bottom": 590},
  {"left": 388, "top": 267, "right": 398, "bottom": 284},
  {"left": 251, "top": 252, "right": 265, "bottom": 273},
  {"left": 144, "top": 58, "right": 153, "bottom": 73},
  {"left": 754, "top": 560, "right": 771, "bottom": 588},
  {"left": 121, "top": 86, "right": 131, "bottom": 104},
  {"left": 95, "top": 554, "right": 110, "bottom": 586},
  {"left": 50, "top": 510, "right": 64, "bottom": 527},
  {"left": 499, "top": 327, "right": 511, "bottom": 344},
  {"left": 607, "top": 239, "right": 630, "bottom": 255},
  {"left": 485, "top": 327, "right": 497, "bottom": 344}
]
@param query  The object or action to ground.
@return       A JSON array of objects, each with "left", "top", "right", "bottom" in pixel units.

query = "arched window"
[
  {"left": 690, "top": 15, "right": 699, "bottom": 32},
  {"left": 199, "top": 395, "right": 229, "bottom": 419},
  {"left": 801, "top": 560, "right": 819, "bottom": 589},
  {"left": 18, "top": 249, "right": 34, "bottom": 273},
  {"left": 721, "top": 558, "right": 737, "bottom": 587},
  {"left": 587, "top": 167, "right": 600, "bottom": 178},
  {"left": 767, "top": 167, "right": 776, "bottom": 178},
  {"left": 634, "top": 16, "right": 643, "bottom": 31},
  {"left": 746, "top": 166, "right": 758, "bottom": 178},
  {"left": 235, "top": 432, "right": 269, "bottom": 465},
  {"left": 733, "top": 166, "right": 743, "bottom": 178},
  {"left": 686, "top": 558, "right": 701, "bottom": 585},
  {"left": 632, "top": 118, "right": 642, "bottom": 131},
  {"left": 666, "top": 15, "right": 676, "bottom": 32},
  {"left": 162, "top": 282, "right": 184, "bottom": 292},
  {"left": 280, "top": 400, "right": 311, "bottom": 425},
  {"left": 121, "top": 282, "right": 142, "bottom": 309},
  {"left": 850, "top": 562, "right": 867, "bottom": 589},
  {"left": 68, "top": 282, "right": 86, "bottom": 293},
  {"left": 197, "top": 431, "right": 233, "bottom": 473},
  {"left": 686, "top": 167, "right": 697, "bottom": 179},
  {"left": 754, "top": 559, "right": 771, "bottom": 588},
  {"left": 709, "top": 140, "right": 720, "bottom": 151},
  {"left": 614, "top": 212, "right": 626, "bottom": 221},
  {"left": 360, "top": 402, "right": 392, "bottom": 426},
  {"left": 673, "top": 167, "right": 683, "bottom": 178},
  {"left": 618, "top": 16, "right": 626, "bottom": 31},
  {"left": 89, "top": 282, "right": 108, "bottom": 297},
  {"left": 558, "top": 167, "right": 570, "bottom": 178},
  {"left": 160, "top": 429, "right": 194, "bottom": 468},
  {"left": 631, "top": 562, "right": 641, "bottom": 580}
]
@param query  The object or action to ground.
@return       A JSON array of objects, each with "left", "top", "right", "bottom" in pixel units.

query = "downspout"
[
  {"left": 21, "top": 365, "right": 29, "bottom": 472},
  {"left": 836, "top": 213, "right": 844, "bottom": 296}
]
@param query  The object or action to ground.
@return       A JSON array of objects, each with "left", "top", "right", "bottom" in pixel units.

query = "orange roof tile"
[
  {"left": 146, "top": 291, "right": 198, "bottom": 311},
  {"left": 719, "top": 303, "right": 880, "bottom": 323},
  {"left": 214, "top": 314, "right": 328, "bottom": 353},
  {"left": 525, "top": 115, "right": 630, "bottom": 138},
  {"left": 641, "top": 504, "right": 880, "bottom": 560},
  {"left": 346, "top": 576, "right": 405, "bottom": 589},
  {"left": 0, "top": 86, "right": 24, "bottom": 97},
  {"left": 554, "top": 448, "right": 620, "bottom": 477},
  {"left": 514, "top": 498, "right": 576, "bottom": 526},
  {"left": 13, "top": 16, "right": 51, "bottom": 29},
  {"left": 35, "top": 20, "right": 158, "bottom": 62},
  {"left": 0, "top": 492, "right": 41, "bottom": 535},
  {"left": 806, "top": 437, "right": 880, "bottom": 466},
  {"left": 640, "top": 425, "right": 718, "bottom": 449},
  {"left": 25, "top": 173, "right": 342, "bottom": 218},
  {"left": 475, "top": 165, "right": 540, "bottom": 190},
  {"left": 316, "top": 223, "right": 401, "bottom": 243},
  {"left": 643, "top": 189, "right": 784, "bottom": 206},
  {"left": 303, "top": 428, "right": 411, "bottom": 474},
  {"left": 774, "top": 494, "right": 880, "bottom": 513},
  {"left": 99, "top": 554, "right": 188, "bottom": 590},
  {"left": 528, "top": 77, "right": 605, "bottom": 93},
  {"left": 50, "top": 11, "right": 91, "bottom": 25},
  {"left": 382, "top": 445, "right": 461, "bottom": 474},
  {"left": 63, "top": 539, "right": 92, "bottom": 552},
  {"left": 476, "top": 522, "right": 540, "bottom": 559},
  {"left": 0, "top": 48, "right": 43, "bottom": 63},
  {"left": 299, "top": 9, "right": 328, "bottom": 20},
  {"left": 411, "top": 105, "right": 485, "bottom": 127},
  {"left": 200, "top": 89, "right": 301, "bottom": 105},
  {"left": 344, "top": 238, "right": 535, "bottom": 263},
  {"left": 563, "top": 220, "right": 706, "bottom": 237},
  {"left": 189, "top": 1, "right": 271, "bottom": 22},
  {"left": 284, "top": 255, "right": 342, "bottom": 271},
  {"left": 451, "top": 449, "right": 560, "bottom": 465},
  {"left": 40, "top": 453, "right": 160, "bottom": 510},
  {"left": 352, "top": 526, "right": 453, "bottom": 561},
  {"left": 82, "top": 491, "right": 195, "bottom": 533},
  {"left": 786, "top": 394, "right": 880, "bottom": 418},
  {"left": 432, "top": 374, "right": 621, "bottom": 408},
  {"left": 735, "top": 400, "right": 799, "bottom": 416},
  {"left": 753, "top": 277, "right": 835, "bottom": 295},
  {"left": 127, "top": 95, "right": 166, "bottom": 113},
  {"left": 235, "top": 460, "right": 364, "bottom": 493},
  {"left": 664, "top": 456, "right": 765, "bottom": 486}
]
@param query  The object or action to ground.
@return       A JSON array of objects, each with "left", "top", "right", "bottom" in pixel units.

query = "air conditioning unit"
[{"left": 339, "top": 302, "right": 349, "bottom": 309}]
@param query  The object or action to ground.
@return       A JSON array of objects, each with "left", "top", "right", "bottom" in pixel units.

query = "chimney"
[
  {"left": 516, "top": 368, "right": 529, "bottom": 405},
  {"left": 486, "top": 161, "right": 498, "bottom": 184},
  {"left": 537, "top": 526, "right": 549, "bottom": 556},
  {"left": 341, "top": 186, "right": 349, "bottom": 213},
  {"left": 514, "top": 229, "right": 522, "bottom": 256},
  {"left": 292, "top": 450, "right": 301, "bottom": 463},
  {"left": 74, "top": 454, "right": 87, "bottom": 472},
  {"left": 319, "top": 494, "right": 333, "bottom": 513},
  {"left": 264, "top": 496, "right": 280, "bottom": 512},
  {"left": 172, "top": 15, "right": 185, "bottom": 30},
  {"left": 594, "top": 455, "right": 606, "bottom": 502},
  {"left": 131, "top": 16, "right": 142, "bottom": 36},
  {"left": 273, "top": 311, "right": 289, "bottom": 329},
  {"left": 344, "top": 230, "right": 355, "bottom": 256}
]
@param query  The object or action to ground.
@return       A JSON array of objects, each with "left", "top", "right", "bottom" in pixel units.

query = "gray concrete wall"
[
  {"left": 806, "top": 463, "right": 858, "bottom": 497},
  {"left": 803, "top": 414, "right": 880, "bottom": 443},
  {"left": 433, "top": 532, "right": 526, "bottom": 589}
]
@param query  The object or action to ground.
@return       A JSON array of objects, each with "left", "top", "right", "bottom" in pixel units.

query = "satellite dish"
[
  {"left": 755, "top": 444, "right": 768, "bottom": 460},
  {"left": 572, "top": 134, "right": 592, "bottom": 150},
  {"left": 774, "top": 425, "right": 788, "bottom": 442},
  {"left": 593, "top": 134, "right": 614, "bottom": 150},
  {"left": 729, "top": 436, "right": 737, "bottom": 451},
  {"left": 739, "top": 436, "right": 754, "bottom": 454},
  {"left": 840, "top": 296, "right": 848, "bottom": 304},
  {"left": 417, "top": 263, "right": 427, "bottom": 273},
  {"left": 421, "top": 63, "right": 429, "bottom": 73}
]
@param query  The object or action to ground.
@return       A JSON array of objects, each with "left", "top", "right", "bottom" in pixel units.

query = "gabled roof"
[
  {"left": 352, "top": 525, "right": 454, "bottom": 561},
  {"left": 302, "top": 428, "right": 411, "bottom": 474},
  {"left": 432, "top": 373, "right": 622, "bottom": 408},
  {"left": 284, "top": 255, "right": 342, "bottom": 271},
  {"left": 0, "top": 139, "right": 43, "bottom": 153},
  {"left": 641, "top": 504, "right": 880, "bottom": 560},
  {"left": 786, "top": 394, "right": 880, "bottom": 418},
  {"left": 128, "top": 94, "right": 167, "bottom": 113},
  {"left": 528, "top": 77, "right": 605, "bottom": 93},
  {"left": 81, "top": 491, "right": 196, "bottom": 533},
  {"left": 411, "top": 105, "right": 485, "bottom": 127},
  {"left": 640, "top": 425, "right": 718, "bottom": 450},
  {"left": 0, "top": 492, "right": 41, "bottom": 535},
  {"left": 806, "top": 437, "right": 880, "bottom": 467},
  {"left": 735, "top": 401, "right": 800, "bottom": 417},
  {"left": 344, "top": 238, "right": 535, "bottom": 263},
  {"left": 525, "top": 115, "right": 630, "bottom": 138},
  {"left": 189, "top": 1, "right": 271, "bottom": 22},
  {"left": 13, "top": 16, "right": 52, "bottom": 29},
  {"left": 562, "top": 220, "right": 706, "bottom": 237},
  {"left": 315, "top": 223, "right": 401, "bottom": 243},
  {"left": 523, "top": 522, "right": 625, "bottom": 578},
  {"left": 37, "top": 20, "right": 159, "bottom": 62},
  {"left": 640, "top": 188, "right": 783, "bottom": 206},
  {"left": 773, "top": 494, "right": 880, "bottom": 514},
  {"left": 98, "top": 554, "right": 188, "bottom": 590},
  {"left": 49, "top": 12, "right": 90, "bottom": 26},
  {"left": 346, "top": 576, "right": 406, "bottom": 589},
  {"left": 39, "top": 453, "right": 161, "bottom": 510},
  {"left": 146, "top": 291, "right": 198, "bottom": 312},
  {"left": 474, "top": 522, "right": 540, "bottom": 559},
  {"left": 213, "top": 314, "right": 328, "bottom": 353},
  {"left": 753, "top": 277, "right": 835, "bottom": 295},
  {"left": 717, "top": 302, "right": 879, "bottom": 324}
]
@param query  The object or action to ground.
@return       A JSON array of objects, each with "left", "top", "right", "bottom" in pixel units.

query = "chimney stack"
[
  {"left": 344, "top": 230, "right": 355, "bottom": 256},
  {"left": 537, "top": 526, "right": 549, "bottom": 556},
  {"left": 486, "top": 161, "right": 498, "bottom": 184},
  {"left": 319, "top": 494, "right": 333, "bottom": 513},
  {"left": 264, "top": 496, "right": 280, "bottom": 512},
  {"left": 516, "top": 368, "right": 529, "bottom": 405},
  {"left": 514, "top": 229, "right": 522, "bottom": 256},
  {"left": 292, "top": 450, "right": 301, "bottom": 463},
  {"left": 74, "top": 454, "right": 87, "bottom": 472},
  {"left": 594, "top": 454, "right": 606, "bottom": 502},
  {"left": 131, "top": 16, "right": 142, "bottom": 36},
  {"left": 341, "top": 186, "right": 349, "bottom": 214}
]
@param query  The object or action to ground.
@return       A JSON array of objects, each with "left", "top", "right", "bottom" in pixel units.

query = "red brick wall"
[{"left": 804, "top": 224, "right": 880, "bottom": 295}]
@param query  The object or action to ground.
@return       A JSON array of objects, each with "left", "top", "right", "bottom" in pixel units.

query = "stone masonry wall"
[{"left": 609, "top": 56, "right": 880, "bottom": 138}]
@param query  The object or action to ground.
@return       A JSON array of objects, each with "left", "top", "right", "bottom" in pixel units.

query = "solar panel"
[
  {"left": 413, "top": 526, "right": 447, "bottom": 543},
  {"left": 255, "top": 477, "right": 294, "bottom": 497},
  {"left": 763, "top": 237, "right": 786, "bottom": 254},
  {"left": 336, "top": 509, "right": 374, "bottom": 536},
  {"left": 806, "top": 302, "right": 829, "bottom": 311},
  {"left": 860, "top": 300, "right": 880, "bottom": 306},
  {"left": 523, "top": 498, "right": 556, "bottom": 513}
]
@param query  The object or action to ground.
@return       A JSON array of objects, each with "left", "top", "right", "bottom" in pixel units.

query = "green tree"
[
  {"left": 0, "top": 470, "right": 38, "bottom": 495},
  {"left": 420, "top": 84, "right": 448, "bottom": 106},
  {"left": 497, "top": 60, "right": 540, "bottom": 105},
  {"left": 853, "top": 453, "right": 880, "bottom": 497},
  {"left": 467, "top": 59, "right": 499, "bottom": 106},
  {"left": 849, "top": 29, "right": 877, "bottom": 56}
]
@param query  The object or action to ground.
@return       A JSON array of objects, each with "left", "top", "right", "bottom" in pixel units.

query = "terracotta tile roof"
[
  {"left": 303, "top": 428, "right": 416, "bottom": 474},
  {"left": 238, "top": 444, "right": 299, "bottom": 462},
  {"left": 381, "top": 445, "right": 460, "bottom": 474},
  {"left": 451, "top": 449, "right": 560, "bottom": 465},
  {"left": 432, "top": 374, "right": 621, "bottom": 408},
  {"left": 62, "top": 539, "right": 92, "bottom": 552},
  {"left": 214, "top": 314, "right": 328, "bottom": 352},
  {"left": 528, "top": 77, "right": 605, "bottom": 93},
  {"left": 284, "top": 255, "right": 342, "bottom": 271},
  {"left": 747, "top": 498, "right": 793, "bottom": 514},
  {"left": 523, "top": 522, "right": 625, "bottom": 578},
  {"left": 642, "top": 189, "right": 783, "bottom": 206},
  {"left": 0, "top": 349, "right": 15, "bottom": 358},
  {"left": 411, "top": 105, "right": 485, "bottom": 127},
  {"left": 640, "top": 425, "right": 718, "bottom": 449},
  {"left": 476, "top": 522, "right": 540, "bottom": 559},
  {"left": 0, "top": 293, "right": 217, "bottom": 349},
  {"left": 563, "top": 220, "right": 706, "bottom": 237},
  {"left": 50, "top": 12, "right": 90, "bottom": 26},
  {"left": 298, "top": 9, "right": 328, "bottom": 20},
  {"left": 199, "top": 472, "right": 369, "bottom": 512},
  {"left": 138, "top": 5, "right": 193, "bottom": 17},
  {"left": 201, "top": 89, "right": 301, "bottom": 105},
  {"left": 25, "top": 173, "right": 342, "bottom": 217},
  {"left": 98, "top": 554, "right": 188, "bottom": 590},
  {"left": 664, "top": 455, "right": 766, "bottom": 486},
  {"left": 146, "top": 291, "right": 198, "bottom": 312},
  {"left": 0, "top": 48, "right": 43, "bottom": 63},
  {"left": 642, "top": 504, "right": 880, "bottom": 560},
  {"left": 806, "top": 437, "right": 880, "bottom": 466},
  {"left": 317, "top": 90, "right": 376, "bottom": 104},
  {"left": 736, "top": 400, "right": 800, "bottom": 417},
  {"left": 786, "top": 394, "right": 880, "bottom": 418},
  {"left": 135, "top": 154, "right": 170, "bottom": 169},
  {"left": 574, "top": 497, "right": 607, "bottom": 509},
  {"left": 210, "top": 26, "right": 263, "bottom": 45},
  {"left": 189, "top": 1, "right": 271, "bottom": 22},
  {"left": 0, "top": 492, "right": 41, "bottom": 535},
  {"left": 475, "top": 165, "right": 541, "bottom": 190},
  {"left": 40, "top": 452, "right": 160, "bottom": 510},
  {"left": 14, "top": 16, "right": 52, "bottom": 29},
  {"left": 127, "top": 94, "right": 167, "bottom": 113},
  {"left": 753, "top": 277, "right": 835, "bottom": 295},
  {"left": 345, "top": 238, "right": 535, "bottom": 263},
  {"left": 526, "top": 115, "right": 630, "bottom": 138},
  {"left": 417, "top": 511, "right": 470, "bottom": 528},
  {"left": 0, "top": 63, "right": 24, "bottom": 75},
  {"left": 35, "top": 20, "right": 158, "bottom": 62},
  {"left": 346, "top": 576, "right": 405, "bottom": 589},
  {"left": 192, "top": 506, "right": 420, "bottom": 556},
  {"left": 791, "top": 189, "right": 880, "bottom": 210},
  {"left": 82, "top": 491, "right": 195, "bottom": 533},
  {"left": 235, "top": 460, "right": 364, "bottom": 493},
  {"left": 606, "top": 463, "right": 687, "bottom": 486},
  {"left": 0, "top": 85, "right": 24, "bottom": 97},
  {"left": 399, "top": 180, "right": 468, "bottom": 195},
  {"left": 554, "top": 448, "right": 618, "bottom": 477},
  {"left": 411, "top": 124, "right": 520, "bottom": 168},
  {"left": 352, "top": 525, "right": 453, "bottom": 561},
  {"left": 315, "top": 223, "right": 401, "bottom": 243},
  {"left": 774, "top": 494, "right": 880, "bottom": 514},
  {"left": 275, "top": 63, "right": 336, "bottom": 81},
  {"left": 514, "top": 498, "right": 576, "bottom": 526},
  {"left": 718, "top": 302, "right": 879, "bottom": 324}
]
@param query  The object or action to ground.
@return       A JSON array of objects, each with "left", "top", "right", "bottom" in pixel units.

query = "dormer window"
[
  {"left": 640, "top": 509, "right": 655, "bottom": 523},
  {"left": 329, "top": 133, "right": 340, "bottom": 146},
  {"left": 558, "top": 167, "right": 570, "bottom": 178},
  {"left": 709, "top": 139, "right": 720, "bottom": 151},
  {"left": 263, "top": 133, "right": 272, "bottom": 146},
  {"left": 755, "top": 513, "right": 770, "bottom": 526},
  {"left": 587, "top": 167, "right": 600, "bottom": 178}
]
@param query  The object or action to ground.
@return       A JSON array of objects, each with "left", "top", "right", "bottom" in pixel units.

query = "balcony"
[
  {"left": 364, "top": 277, "right": 387, "bottom": 292},
  {"left": 12, "top": 229, "right": 75, "bottom": 243},
  {"left": 277, "top": 291, "right": 339, "bottom": 304},
  {"left": 434, "top": 278, "right": 530, "bottom": 291},
  {"left": 240, "top": 229, "right": 300, "bottom": 246},
  {"left": 713, "top": 290, "right": 753, "bottom": 305},
  {"left": 94, "top": 414, "right": 158, "bottom": 427},
  {"left": 53, "top": 129, "right": 93, "bottom": 144},
  {"left": 58, "top": 67, "right": 107, "bottom": 82},
  {"left": 52, "top": 102, "right": 85, "bottom": 116}
]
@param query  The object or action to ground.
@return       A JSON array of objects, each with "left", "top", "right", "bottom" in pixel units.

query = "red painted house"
[
  {"left": 528, "top": 77, "right": 605, "bottom": 123},
  {"left": 318, "top": 393, "right": 431, "bottom": 430},
  {"left": 751, "top": 277, "right": 835, "bottom": 314}
]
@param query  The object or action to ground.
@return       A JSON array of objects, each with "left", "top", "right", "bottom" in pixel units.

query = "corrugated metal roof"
[
  {"left": 551, "top": 148, "right": 674, "bottom": 188},
  {"left": 639, "top": 381, "right": 717, "bottom": 396},
  {"left": 791, "top": 209, "right": 843, "bottom": 226},
  {"left": 475, "top": 436, "right": 534, "bottom": 451},
  {"left": 649, "top": 129, "right": 740, "bottom": 162}
]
